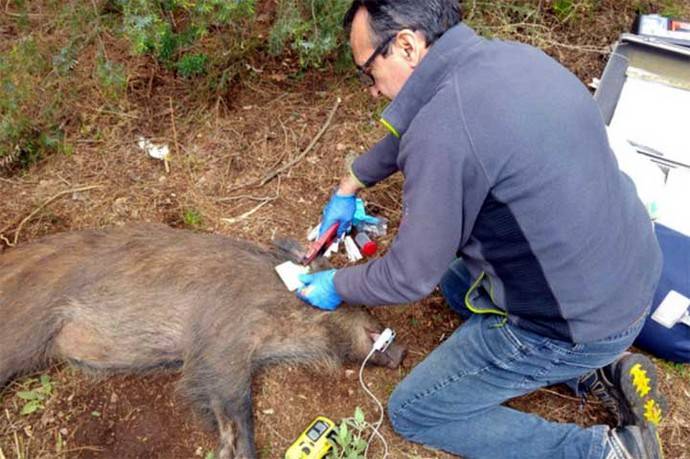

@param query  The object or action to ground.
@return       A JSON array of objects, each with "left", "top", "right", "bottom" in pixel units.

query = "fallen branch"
[
  {"left": 221, "top": 198, "right": 274, "bottom": 225},
  {"left": 259, "top": 96, "right": 341, "bottom": 187},
  {"left": 168, "top": 97, "right": 180, "bottom": 174},
  {"left": 0, "top": 147, "right": 20, "bottom": 170},
  {"left": 221, "top": 179, "right": 281, "bottom": 225},
  {"left": 12, "top": 431, "right": 19, "bottom": 459},
  {"left": 0, "top": 185, "right": 102, "bottom": 246},
  {"left": 3, "top": 0, "right": 44, "bottom": 18},
  {"left": 229, "top": 97, "right": 341, "bottom": 192},
  {"left": 0, "top": 234, "right": 11, "bottom": 248},
  {"left": 215, "top": 193, "right": 276, "bottom": 203}
]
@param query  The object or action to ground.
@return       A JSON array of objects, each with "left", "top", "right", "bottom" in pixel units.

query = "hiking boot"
[
  {"left": 607, "top": 424, "right": 663, "bottom": 459},
  {"left": 578, "top": 353, "right": 666, "bottom": 426}
]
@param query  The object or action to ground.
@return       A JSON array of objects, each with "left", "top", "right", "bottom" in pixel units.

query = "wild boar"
[{"left": 0, "top": 223, "right": 406, "bottom": 459}]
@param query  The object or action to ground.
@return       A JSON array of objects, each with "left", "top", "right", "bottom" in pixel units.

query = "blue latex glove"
[
  {"left": 320, "top": 192, "right": 356, "bottom": 238},
  {"left": 352, "top": 198, "right": 381, "bottom": 226},
  {"left": 296, "top": 270, "right": 342, "bottom": 310}
]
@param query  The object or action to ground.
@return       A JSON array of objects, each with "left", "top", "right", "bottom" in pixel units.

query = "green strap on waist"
[{"left": 464, "top": 272, "right": 508, "bottom": 328}]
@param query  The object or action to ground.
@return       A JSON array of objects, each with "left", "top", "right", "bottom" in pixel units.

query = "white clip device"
[{"left": 373, "top": 328, "right": 396, "bottom": 353}]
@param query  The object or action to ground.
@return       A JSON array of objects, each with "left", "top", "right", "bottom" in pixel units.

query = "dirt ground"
[{"left": 2, "top": 1, "right": 690, "bottom": 458}]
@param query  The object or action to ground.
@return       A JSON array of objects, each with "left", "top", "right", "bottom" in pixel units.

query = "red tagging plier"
[{"left": 301, "top": 223, "right": 339, "bottom": 265}]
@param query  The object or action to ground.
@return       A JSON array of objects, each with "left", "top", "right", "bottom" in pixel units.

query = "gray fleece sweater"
[{"left": 333, "top": 23, "right": 662, "bottom": 343}]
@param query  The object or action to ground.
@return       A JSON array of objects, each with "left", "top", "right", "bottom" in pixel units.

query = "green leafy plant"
[
  {"left": 16, "top": 375, "right": 55, "bottom": 415},
  {"left": 327, "top": 407, "right": 369, "bottom": 459},
  {"left": 551, "top": 0, "right": 597, "bottom": 23},
  {"left": 269, "top": 0, "right": 351, "bottom": 68},
  {"left": 552, "top": 0, "right": 575, "bottom": 20},
  {"left": 96, "top": 53, "right": 128, "bottom": 100},
  {"left": 177, "top": 53, "right": 209, "bottom": 78},
  {"left": 183, "top": 209, "right": 203, "bottom": 227},
  {"left": 113, "top": 0, "right": 255, "bottom": 68},
  {"left": 0, "top": 36, "right": 66, "bottom": 168},
  {"left": 659, "top": 0, "right": 687, "bottom": 18}
]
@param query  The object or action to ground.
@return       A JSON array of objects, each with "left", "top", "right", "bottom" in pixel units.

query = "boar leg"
[
  {"left": 211, "top": 389, "right": 255, "bottom": 459},
  {"left": 181, "top": 348, "right": 257, "bottom": 459}
]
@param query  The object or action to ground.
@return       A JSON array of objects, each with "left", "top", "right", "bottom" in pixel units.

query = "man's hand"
[
  {"left": 320, "top": 192, "right": 356, "bottom": 238},
  {"left": 296, "top": 270, "right": 342, "bottom": 310}
]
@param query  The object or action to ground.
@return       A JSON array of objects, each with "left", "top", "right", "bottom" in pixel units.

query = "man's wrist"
[{"left": 337, "top": 171, "right": 365, "bottom": 196}]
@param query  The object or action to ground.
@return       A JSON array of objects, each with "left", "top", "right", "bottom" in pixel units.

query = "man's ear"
[{"left": 393, "top": 29, "right": 427, "bottom": 67}]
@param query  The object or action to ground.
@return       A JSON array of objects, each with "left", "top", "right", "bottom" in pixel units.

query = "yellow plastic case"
[{"left": 285, "top": 416, "right": 336, "bottom": 459}]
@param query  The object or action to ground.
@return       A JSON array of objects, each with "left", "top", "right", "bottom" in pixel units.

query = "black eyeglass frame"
[{"left": 355, "top": 34, "right": 396, "bottom": 87}]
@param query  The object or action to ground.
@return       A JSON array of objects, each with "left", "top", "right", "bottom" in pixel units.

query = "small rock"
[
  {"left": 60, "top": 428, "right": 68, "bottom": 436},
  {"left": 261, "top": 408, "right": 274, "bottom": 415},
  {"left": 345, "top": 369, "right": 355, "bottom": 378}
]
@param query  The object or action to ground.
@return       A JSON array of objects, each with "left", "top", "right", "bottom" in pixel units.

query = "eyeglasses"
[{"left": 355, "top": 34, "right": 395, "bottom": 87}]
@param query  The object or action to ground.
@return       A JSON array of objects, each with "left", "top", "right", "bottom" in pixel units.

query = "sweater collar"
[{"left": 379, "top": 23, "right": 482, "bottom": 138}]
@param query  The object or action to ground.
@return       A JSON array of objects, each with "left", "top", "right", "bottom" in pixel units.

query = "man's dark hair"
[{"left": 344, "top": 0, "right": 462, "bottom": 48}]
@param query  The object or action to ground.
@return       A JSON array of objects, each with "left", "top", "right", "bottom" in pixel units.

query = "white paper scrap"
[{"left": 138, "top": 137, "right": 170, "bottom": 160}]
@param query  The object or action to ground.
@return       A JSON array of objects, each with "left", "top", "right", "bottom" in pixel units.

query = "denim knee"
[{"left": 387, "top": 384, "right": 420, "bottom": 439}]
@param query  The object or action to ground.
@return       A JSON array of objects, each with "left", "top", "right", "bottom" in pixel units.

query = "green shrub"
[
  {"left": 177, "top": 53, "right": 209, "bottom": 78},
  {"left": 96, "top": 53, "right": 128, "bottom": 100},
  {"left": 552, "top": 0, "right": 576, "bottom": 20},
  {"left": 110, "top": 0, "right": 351, "bottom": 72},
  {"left": 112, "top": 0, "right": 256, "bottom": 68},
  {"left": 658, "top": 0, "right": 687, "bottom": 18},
  {"left": 270, "top": 0, "right": 351, "bottom": 68},
  {"left": 0, "top": 37, "right": 66, "bottom": 168}
]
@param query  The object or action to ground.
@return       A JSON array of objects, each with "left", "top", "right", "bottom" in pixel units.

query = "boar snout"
[
  {"left": 371, "top": 341, "right": 406, "bottom": 369},
  {"left": 383, "top": 342, "right": 406, "bottom": 369}
]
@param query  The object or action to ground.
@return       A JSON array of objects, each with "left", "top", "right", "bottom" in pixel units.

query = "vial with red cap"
[{"left": 354, "top": 232, "right": 378, "bottom": 257}]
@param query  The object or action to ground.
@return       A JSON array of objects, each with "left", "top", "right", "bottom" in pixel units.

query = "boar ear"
[
  {"left": 271, "top": 236, "right": 334, "bottom": 271},
  {"left": 271, "top": 237, "right": 306, "bottom": 263}
]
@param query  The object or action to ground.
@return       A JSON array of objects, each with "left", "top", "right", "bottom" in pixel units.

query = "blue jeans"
[{"left": 388, "top": 260, "right": 648, "bottom": 459}]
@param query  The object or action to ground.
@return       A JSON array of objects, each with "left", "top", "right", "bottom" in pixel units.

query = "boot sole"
[{"left": 618, "top": 354, "right": 667, "bottom": 426}]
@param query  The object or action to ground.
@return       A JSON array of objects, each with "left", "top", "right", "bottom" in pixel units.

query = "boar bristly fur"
[{"left": 0, "top": 223, "right": 406, "bottom": 459}]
